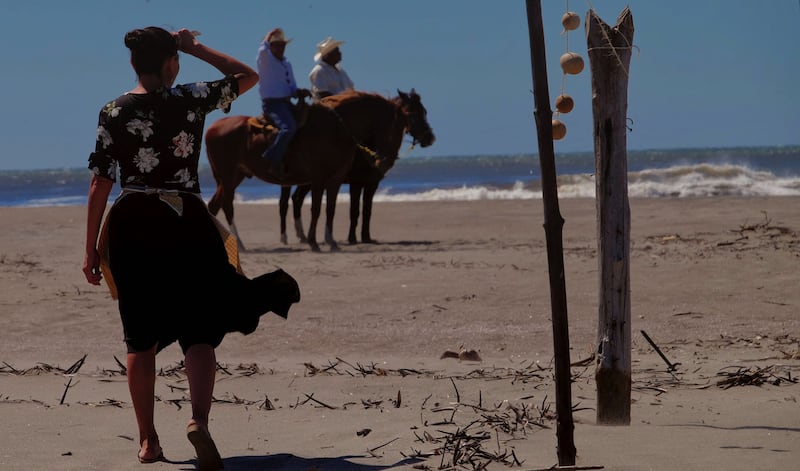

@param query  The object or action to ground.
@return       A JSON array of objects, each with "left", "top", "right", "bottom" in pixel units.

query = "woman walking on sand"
[{"left": 82, "top": 26, "right": 300, "bottom": 470}]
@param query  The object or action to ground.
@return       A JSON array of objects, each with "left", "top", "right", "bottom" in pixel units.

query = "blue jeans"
[{"left": 261, "top": 98, "right": 297, "bottom": 163}]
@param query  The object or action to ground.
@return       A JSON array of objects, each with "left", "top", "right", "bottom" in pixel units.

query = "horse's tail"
[
  {"left": 205, "top": 117, "right": 249, "bottom": 224},
  {"left": 205, "top": 119, "right": 230, "bottom": 185}
]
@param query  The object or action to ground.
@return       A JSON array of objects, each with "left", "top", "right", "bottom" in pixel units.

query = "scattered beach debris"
[
  {"left": 4, "top": 350, "right": 797, "bottom": 470},
  {"left": 79, "top": 398, "right": 124, "bottom": 408},
  {"left": 303, "top": 357, "right": 430, "bottom": 378},
  {"left": 716, "top": 365, "right": 797, "bottom": 389},
  {"left": 440, "top": 347, "right": 482, "bottom": 362}
]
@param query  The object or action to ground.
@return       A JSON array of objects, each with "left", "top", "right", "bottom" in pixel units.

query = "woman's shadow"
[{"left": 173, "top": 453, "right": 423, "bottom": 471}]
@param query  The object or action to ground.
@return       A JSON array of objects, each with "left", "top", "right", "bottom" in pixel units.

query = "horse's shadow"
[
  {"left": 241, "top": 240, "right": 441, "bottom": 255},
  {"left": 368, "top": 240, "right": 438, "bottom": 246},
  {"left": 171, "top": 452, "right": 423, "bottom": 471},
  {"left": 246, "top": 246, "right": 308, "bottom": 255}
]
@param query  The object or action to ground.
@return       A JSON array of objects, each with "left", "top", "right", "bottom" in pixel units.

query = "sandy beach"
[{"left": 1, "top": 197, "right": 798, "bottom": 471}]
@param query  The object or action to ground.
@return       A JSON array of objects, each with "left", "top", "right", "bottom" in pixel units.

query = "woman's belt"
[{"left": 118, "top": 186, "right": 201, "bottom": 217}]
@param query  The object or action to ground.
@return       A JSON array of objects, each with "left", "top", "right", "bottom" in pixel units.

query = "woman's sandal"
[
  {"left": 137, "top": 448, "right": 164, "bottom": 464},
  {"left": 186, "top": 423, "right": 224, "bottom": 471}
]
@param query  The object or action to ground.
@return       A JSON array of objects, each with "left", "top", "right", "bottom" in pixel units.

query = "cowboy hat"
[
  {"left": 314, "top": 36, "right": 344, "bottom": 62},
  {"left": 266, "top": 28, "right": 292, "bottom": 44}
]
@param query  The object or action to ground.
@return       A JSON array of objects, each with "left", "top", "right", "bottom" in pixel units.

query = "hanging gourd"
[
  {"left": 561, "top": 12, "right": 580, "bottom": 31},
  {"left": 553, "top": 2, "right": 582, "bottom": 141},
  {"left": 552, "top": 119, "right": 567, "bottom": 140},
  {"left": 555, "top": 94, "right": 574, "bottom": 113},
  {"left": 560, "top": 52, "right": 584, "bottom": 75}
]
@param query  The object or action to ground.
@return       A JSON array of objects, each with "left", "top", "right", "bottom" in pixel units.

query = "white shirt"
[
  {"left": 257, "top": 43, "right": 297, "bottom": 100},
  {"left": 308, "top": 61, "right": 354, "bottom": 101}
]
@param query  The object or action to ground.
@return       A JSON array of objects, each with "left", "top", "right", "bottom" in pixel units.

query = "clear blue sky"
[{"left": 1, "top": 1, "right": 798, "bottom": 170}]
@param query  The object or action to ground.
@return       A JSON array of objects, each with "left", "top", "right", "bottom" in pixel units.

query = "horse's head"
[{"left": 398, "top": 89, "right": 435, "bottom": 148}]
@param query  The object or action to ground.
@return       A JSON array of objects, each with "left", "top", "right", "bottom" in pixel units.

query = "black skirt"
[{"left": 106, "top": 192, "right": 299, "bottom": 354}]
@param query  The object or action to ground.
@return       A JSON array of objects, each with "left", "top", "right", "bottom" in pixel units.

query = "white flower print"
[
  {"left": 218, "top": 83, "right": 236, "bottom": 110},
  {"left": 190, "top": 82, "right": 210, "bottom": 98},
  {"left": 126, "top": 118, "right": 154, "bottom": 142},
  {"left": 174, "top": 168, "right": 196, "bottom": 188},
  {"left": 104, "top": 102, "right": 121, "bottom": 118},
  {"left": 97, "top": 125, "right": 112, "bottom": 148},
  {"left": 134, "top": 148, "right": 159, "bottom": 173},
  {"left": 187, "top": 110, "right": 197, "bottom": 123},
  {"left": 172, "top": 131, "right": 194, "bottom": 158}
]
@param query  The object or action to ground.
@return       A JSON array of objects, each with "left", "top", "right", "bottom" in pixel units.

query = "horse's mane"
[{"left": 322, "top": 90, "right": 392, "bottom": 107}]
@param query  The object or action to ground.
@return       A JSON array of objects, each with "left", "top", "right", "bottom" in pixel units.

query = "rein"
[
  {"left": 325, "top": 104, "right": 384, "bottom": 167},
  {"left": 398, "top": 102, "right": 418, "bottom": 150}
]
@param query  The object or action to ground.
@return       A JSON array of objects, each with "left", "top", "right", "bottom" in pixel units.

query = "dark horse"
[
  {"left": 205, "top": 101, "right": 357, "bottom": 252},
  {"left": 279, "top": 89, "right": 435, "bottom": 245}
]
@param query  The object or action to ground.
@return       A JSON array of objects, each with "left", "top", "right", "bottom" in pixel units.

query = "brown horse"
[
  {"left": 205, "top": 101, "right": 357, "bottom": 252},
  {"left": 279, "top": 89, "right": 435, "bottom": 245}
]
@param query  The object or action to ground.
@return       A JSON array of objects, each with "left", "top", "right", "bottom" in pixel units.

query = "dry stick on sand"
[
  {"left": 63, "top": 354, "right": 87, "bottom": 375},
  {"left": 367, "top": 437, "right": 400, "bottom": 457},
  {"left": 301, "top": 393, "right": 337, "bottom": 409},
  {"left": 59, "top": 377, "right": 76, "bottom": 405},
  {"left": 59, "top": 354, "right": 87, "bottom": 404},
  {"left": 640, "top": 330, "right": 680, "bottom": 372}
]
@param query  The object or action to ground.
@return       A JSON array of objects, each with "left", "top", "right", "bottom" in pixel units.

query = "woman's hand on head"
[{"left": 173, "top": 28, "right": 200, "bottom": 54}]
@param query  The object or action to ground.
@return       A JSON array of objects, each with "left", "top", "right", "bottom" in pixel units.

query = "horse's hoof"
[
  {"left": 310, "top": 244, "right": 321, "bottom": 253},
  {"left": 330, "top": 243, "right": 341, "bottom": 252},
  {"left": 280, "top": 233, "right": 288, "bottom": 245},
  {"left": 348, "top": 236, "right": 358, "bottom": 245}
]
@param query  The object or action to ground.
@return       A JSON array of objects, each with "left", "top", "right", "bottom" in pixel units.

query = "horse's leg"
[
  {"left": 209, "top": 172, "right": 247, "bottom": 251},
  {"left": 208, "top": 185, "right": 223, "bottom": 216},
  {"left": 306, "top": 185, "right": 323, "bottom": 252},
  {"left": 361, "top": 180, "right": 380, "bottom": 244},
  {"left": 279, "top": 186, "right": 291, "bottom": 244},
  {"left": 292, "top": 185, "right": 311, "bottom": 243},
  {"left": 324, "top": 183, "right": 341, "bottom": 252},
  {"left": 347, "top": 183, "right": 363, "bottom": 244}
]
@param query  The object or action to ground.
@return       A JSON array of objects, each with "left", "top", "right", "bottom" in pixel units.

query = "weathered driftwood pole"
[
  {"left": 525, "top": 0, "right": 576, "bottom": 465},
  {"left": 586, "top": 7, "right": 635, "bottom": 425}
]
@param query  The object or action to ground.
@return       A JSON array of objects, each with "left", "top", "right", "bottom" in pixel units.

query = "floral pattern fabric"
[{"left": 88, "top": 77, "right": 238, "bottom": 192}]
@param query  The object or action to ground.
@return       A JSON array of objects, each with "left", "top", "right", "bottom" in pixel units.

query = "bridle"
[{"left": 399, "top": 99, "right": 434, "bottom": 150}]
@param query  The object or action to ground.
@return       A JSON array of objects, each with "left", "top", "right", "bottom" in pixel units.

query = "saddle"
[{"left": 247, "top": 98, "right": 310, "bottom": 135}]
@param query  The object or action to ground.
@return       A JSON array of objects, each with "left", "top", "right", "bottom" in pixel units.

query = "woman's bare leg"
[
  {"left": 184, "top": 344, "right": 223, "bottom": 470},
  {"left": 127, "top": 345, "right": 161, "bottom": 460},
  {"left": 184, "top": 343, "right": 216, "bottom": 427}
]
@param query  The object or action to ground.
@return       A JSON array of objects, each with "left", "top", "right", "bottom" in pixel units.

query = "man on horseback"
[
  {"left": 256, "top": 28, "right": 310, "bottom": 177},
  {"left": 308, "top": 36, "right": 354, "bottom": 102}
]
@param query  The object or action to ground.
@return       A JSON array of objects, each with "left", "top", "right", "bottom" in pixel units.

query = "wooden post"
[
  {"left": 586, "top": 7, "right": 635, "bottom": 425},
  {"left": 525, "top": 0, "right": 576, "bottom": 465}
]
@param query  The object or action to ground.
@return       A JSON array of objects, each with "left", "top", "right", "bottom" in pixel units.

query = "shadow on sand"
[{"left": 170, "top": 453, "right": 423, "bottom": 471}]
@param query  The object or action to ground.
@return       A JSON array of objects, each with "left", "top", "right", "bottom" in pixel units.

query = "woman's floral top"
[{"left": 88, "top": 77, "right": 239, "bottom": 192}]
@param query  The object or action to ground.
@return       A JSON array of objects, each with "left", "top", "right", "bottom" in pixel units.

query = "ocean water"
[{"left": 1, "top": 146, "right": 799, "bottom": 208}]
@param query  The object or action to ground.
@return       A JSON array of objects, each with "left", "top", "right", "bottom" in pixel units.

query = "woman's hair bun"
[
  {"left": 124, "top": 29, "right": 145, "bottom": 50},
  {"left": 124, "top": 27, "right": 177, "bottom": 76}
]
